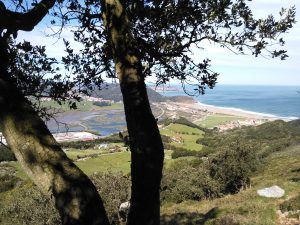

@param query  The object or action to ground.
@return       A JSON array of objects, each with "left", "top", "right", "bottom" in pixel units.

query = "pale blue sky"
[{"left": 17, "top": 0, "right": 300, "bottom": 86}]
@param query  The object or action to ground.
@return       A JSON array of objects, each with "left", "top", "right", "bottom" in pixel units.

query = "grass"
[
  {"left": 3, "top": 129, "right": 300, "bottom": 225},
  {"left": 7, "top": 148, "right": 185, "bottom": 179},
  {"left": 75, "top": 151, "right": 132, "bottom": 175},
  {"left": 160, "top": 124, "right": 204, "bottom": 151},
  {"left": 161, "top": 145, "right": 300, "bottom": 225},
  {"left": 7, "top": 161, "right": 28, "bottom": 180},
  {"left": 69, "top": 148, "right": 182, "bottom": 175},
  {"left": 196, "top": 113, "right": 245, "bottom": 128}
]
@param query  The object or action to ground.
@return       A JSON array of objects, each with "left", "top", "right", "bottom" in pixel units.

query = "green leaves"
[{"left": 59, "top": 0, "right": 295, "bottom": 95}]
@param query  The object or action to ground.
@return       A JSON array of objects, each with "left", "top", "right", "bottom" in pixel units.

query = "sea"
[{"left": 159, "top": 85, "right": 300, "bottom": 120}]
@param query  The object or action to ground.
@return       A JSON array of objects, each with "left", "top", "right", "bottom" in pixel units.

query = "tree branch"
[{"left": 0, "top": 0, "right": 56, "bottom": 31}]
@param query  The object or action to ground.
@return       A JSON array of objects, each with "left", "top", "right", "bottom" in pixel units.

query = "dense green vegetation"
[
  {"left": 93, "top": 101, "right": 112, "bottom": 107},
  {"left": 197, "top": 120, "right": 300, "bottom": 158},
  {"left": 0, "top": 118, "right": 299, "bottom": 224},
  {"left": 161, "top": 145, "right": 300, "bottom": 225},
  {"left": 0, "top": 146, "right": 15, "bottom": 162}
]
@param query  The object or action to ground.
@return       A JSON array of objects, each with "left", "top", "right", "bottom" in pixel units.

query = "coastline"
[
  {"left": 42, "top": 96, "right": 299, "bottom": 143},
  {"left": 195, "top": 101, "right": 298, "bottom": 121},
  {"left": 165, "top": 100, "right": 297, "bottom": 122}
]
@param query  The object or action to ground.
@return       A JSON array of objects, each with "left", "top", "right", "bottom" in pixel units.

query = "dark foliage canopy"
[
  {"left": 56, "top": 0, "right": 296, "bottom": 94},
  {"left": 0, "top": 0, "right": 296, "bottom": 103}
]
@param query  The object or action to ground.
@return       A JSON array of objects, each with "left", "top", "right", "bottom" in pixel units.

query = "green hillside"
[{"left": 0, "top": 119, "right": 300, "bottom": 225}]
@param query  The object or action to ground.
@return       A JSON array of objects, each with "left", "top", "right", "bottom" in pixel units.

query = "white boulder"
[{"left": 257, "top": 185, "right": 285, "bottom": 198}]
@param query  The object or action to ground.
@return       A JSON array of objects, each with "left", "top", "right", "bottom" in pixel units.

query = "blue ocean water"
[{"left": 160, "top": 85, "right": 300, "bottom": 119}]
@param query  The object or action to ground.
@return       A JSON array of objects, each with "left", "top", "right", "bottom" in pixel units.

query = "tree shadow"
[
  {"left": 289, "top": 168, "right": 300, "bottom": 183},
  {"left": 290, "top": 177, "right": 300, "bottom": 183},
  {"left": 160, "top": 207, "right": 219, "bottom": 225},
  {"left": 291, "top": 168, "right": 300, "bottom": 173}
]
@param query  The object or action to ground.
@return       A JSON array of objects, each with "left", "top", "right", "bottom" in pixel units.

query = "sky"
[{"left": 17, "top": 0, "right": 300, "bottom": 86}]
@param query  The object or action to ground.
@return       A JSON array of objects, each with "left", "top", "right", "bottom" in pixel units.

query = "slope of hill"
[
  {"left": 91, "top": 84, "right": 168, "bottom": 102},
  {"left": 1, "top": 119, "right": 300, "bottom": 225}
]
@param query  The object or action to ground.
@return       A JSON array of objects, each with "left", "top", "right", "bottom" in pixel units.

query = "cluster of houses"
[
  {"left": 217, "top": 119, "right": 265, "bottom": 131},
  {"left": 78, "top": 95, "right": 114, "bottom": 103}
]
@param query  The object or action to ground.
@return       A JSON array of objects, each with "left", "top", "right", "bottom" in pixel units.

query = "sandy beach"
[
  {"left": 160, "top": 94, "right": 298, "bottom": 120},
  {"left": 171, "top": 101, "right": 280, "bottom": 120}
]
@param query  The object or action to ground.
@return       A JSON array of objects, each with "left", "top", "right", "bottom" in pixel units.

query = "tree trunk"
[
  {"left": 121, "top": 79, "right": 164, "bottom": 225},
  {"left": 0, "top": 39, "right": 110, "bottom": 225},
  {"left": 102, "top": 1, "right": 164, "bottom": 224}
]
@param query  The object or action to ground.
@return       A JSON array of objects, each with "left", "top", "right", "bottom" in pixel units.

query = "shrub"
[
  {"left": 209, "top": 143, "right": 260, "bottom": 194},
  {"left": 280, "top": 195, "right": 300, "bottom": 212},
  {"left": 0, "top": 173, "right": 131, "bottom": 225},
  {"left": 211, "top": 214, "right": 242, "bottom": 225},
  {"left": 0, "top": 183, "right": 60, "bottom": 225},
  {"left": 0, "top": 164, "right": 22, "bottom": 193},
  {"left": 0, "top": 174, "right": 21, "bottom": 193},
  {"left": 171, "top": 149, "right": 199, "bottom": 159},
  {"left": 0, "top": 146, "right": 16, "bottom": 162},
  {"left": 90, "top": 172, "right": 131, "bottom": 224},
  {"left": 161, "top": 160, "right": 221, "bottom": 203},
  {"left": 171, "top": 148, "right": 214, "bottom": 159},
  {"left": 161, "top": 134, "right": 172, "bottom": 143},
  {"left": 93, "top": 101, "right": 112, "bottom": 107}
]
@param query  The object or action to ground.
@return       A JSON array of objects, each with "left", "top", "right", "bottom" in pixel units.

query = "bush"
[
  {"left": 0, "top": 146, "right": 16, "bottom": 162},
  {"left": 196, "top": 120, "right": 300, "bottom": 160},
  {"left": 90, "top": 172, "right": 131, "bottom": 224},
  {"left": 0, "top": 173, "right": 131, "bottom": 225},
  {"left": 211, "top": 214, "right": 242, "bottom": 225},
  {"left": 280, "top": 195, "right": 300, "bottom": 212},
  {"left": 171, "top": 149, "right": 199, "bottom": 158},
  {"left": 161, "top": 134, "right": 172, "bottom": 143},
  {"left": 0, "top": 174, "right": 21, "bottom": 193},
  {"left": 0, "top": 183, "right": 60, "bottom": 225},
  {"left": 209, "top": 143, "right": 260, "bottom": 194},
  {"left": 161, "top": 160, "right": 221, "bottom": 203},
  {"left": 0, "top": 164, "right": 22, "bottom": 193},
  {"left": 171, "top": 148, "right": 214, "bottom": 159},
  {"left": 93, "top": 101, "right": 112, "bottom": 107}
]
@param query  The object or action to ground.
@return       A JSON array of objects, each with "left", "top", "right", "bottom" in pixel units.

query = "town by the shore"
[{"left": 0, "top": 99, "right": 295, "bottom": 145}]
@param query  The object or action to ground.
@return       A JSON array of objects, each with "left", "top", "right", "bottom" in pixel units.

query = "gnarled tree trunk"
[
  {"left": 0, "top": 38, "right": 110, "bottom": 225},
  {"left": 103, "top": 1, "right": 164, "bottom": 224}
]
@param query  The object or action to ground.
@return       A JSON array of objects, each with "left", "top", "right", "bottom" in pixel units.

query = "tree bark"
[
  {"left": 102, "top": 1, "right": 164, "bottom": 224},
  {"left": 0, "top": 39, "right": 110, "bottom": 225}
]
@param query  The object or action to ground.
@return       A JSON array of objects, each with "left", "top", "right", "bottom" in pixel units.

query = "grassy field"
[
  {"left": 75, "top": 152, "right": 131, "bottom": 175},
  {"left": 7, "top": 148, "right": 193, "bottom": 179},
  {"left": 196, "top": 113, "right": 245, "bottom": 128},
  {"left": 161, "top": 145, "right": 300, "bottom": 225},
  {"left": 74, "top": 149, "right": 181, "bottom": 175},
  {"left": 160, "top": 124, "right": 204, "bottom": 151}
]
